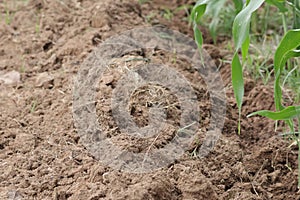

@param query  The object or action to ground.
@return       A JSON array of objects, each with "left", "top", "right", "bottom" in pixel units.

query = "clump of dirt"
[{"left": 0, "top": 0, "right": 299, "bottom": 199}]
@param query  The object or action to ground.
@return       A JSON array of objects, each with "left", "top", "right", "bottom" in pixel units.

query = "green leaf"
[
  {"left": 232, "top": 52, "right": 244, "bottom": 134},
  {"left": 232, "top": 0, "right": 265, "bottom": 50},
  {"left": 194, "top": 24, "right": 203, "bottom": 48},
  {"left": 274, "top": 30, "right": 300, "bottom": 76},
  {"left": 206, "top": 0, "right": 227, "bottom": 43},
  {"left": 241, "top": 35, "right": 250, "bottom": 62},
  {"left": 191, "top": 0, "right": 209, "bottom": 50},
  {"left": 191, "top": 0, "right": 208, "bottom": 23},
  {"left": 292, "top": 0, "right": 300, "bottom": 29},
  {"left": 248, "top": 106, "right": 300, "bottom": 120},
  {"left": 265, "top": 0, "right": 288, "bottom": 13},
  {"left": 233, "top": 0, "right": 245, "bottom": 13},
  {"left": 231, "top": 1, "right": 264, "bottom": 133},
  {"left": 273, "top": 29, "right": 300, "bottom": 110}
]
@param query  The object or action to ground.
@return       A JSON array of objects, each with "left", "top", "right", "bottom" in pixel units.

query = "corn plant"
[{"left": 192, "top": 0, "right": 300, "bottom": 187}]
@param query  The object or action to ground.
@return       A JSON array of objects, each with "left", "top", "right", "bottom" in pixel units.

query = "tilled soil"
[{"left": 0, "top": 0, "right": 299, "bottom": 199}]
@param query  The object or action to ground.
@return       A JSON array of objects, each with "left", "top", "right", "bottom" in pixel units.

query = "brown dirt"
[{"left": 0, "top": 0, "right": 299, "bottom": 199}]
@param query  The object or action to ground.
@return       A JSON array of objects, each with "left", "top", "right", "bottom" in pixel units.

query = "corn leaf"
[
  {"left": 265, "top": 0, "right": 288, "bottom": 13},
  {"left": 231, "top": 0, "right": 264, "bottom": 133},
  {"left": 273, "top": 29, "right": 300, "bottom": 111},
  {"left": 232, "top": 0, "right": 265, "bottom": 50},
  {"left": 248, "top": 106, "right": 300, "bottom": 120},
  {"left": 194, "top": 23, "right": 203, "bottom": 48},
  {"left": 191, "top": 0, "right": 209, "bottom": 23},
  {"left": 233, "top": 0, "right": 245, "bottom": 13},
  {"left": 232, "top": 52, "right": 244, "bottom": 134},
  {"left": 191, "top": 0, "right": 208, "bottom": 51},
  {"left": 241, "top": 35, "right": 250, "bottom": 62}
]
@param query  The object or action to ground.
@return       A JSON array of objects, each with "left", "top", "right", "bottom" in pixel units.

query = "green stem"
[
  {"left": 281, "top": 13, "right": 293, "bottom": 71},
  {"left": 298, "top": 131, "right": 300, "bottom": 188},
  {"left": 294, "top": 116, "right": 300, "bottom": 188},
  {"left": 294, "top": 0, "right": 300, "bottom": 29},
  {"left": 262, "top": 4, "right": 270, "bottom": 34},
  {"left": 251, "top": 11, "right": 258, "bottom": 34},
  {"left": 282, "top": 13, "right": 287, "bottom": 34}
]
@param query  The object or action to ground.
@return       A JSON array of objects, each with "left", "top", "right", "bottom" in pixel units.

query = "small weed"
[
  {"left": 20, "top": 57, "right": 26, "bottom": 73},
  {"left": 138, "top": 0, "right": 149, "bottom": 4},
  {"left": 5, "top": 9, "right": 13, "bottom": 25},
  {"left": 30, "top": 101, "right": 37, "bottom": 113},
  {"left": 145, "top": 12, "right": 156, "bottom": 23},
  {"left": 246, "top": 37, "right": 275, "bottom": 84},
  {"left": 174, "top": 4, "right": 193, "bottom": 23},
  {"left": 35, "top": 15, "right": 40, "bottom": 34},
  {"left": 162, "top": 8, "right": 173, "bottom": 21}
]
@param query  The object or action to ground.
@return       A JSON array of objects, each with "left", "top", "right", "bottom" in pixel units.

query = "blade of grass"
[{"left": 206, "top": 0, "right": 227, "bottom": 43}]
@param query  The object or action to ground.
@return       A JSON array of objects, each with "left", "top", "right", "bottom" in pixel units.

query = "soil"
[{"left": 0, "top": 0, "right": 299, "bottom": 199}]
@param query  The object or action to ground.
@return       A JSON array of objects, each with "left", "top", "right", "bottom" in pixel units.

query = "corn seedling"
[{"left": 192, "top": 0, "right": 300, "bottom": 187}]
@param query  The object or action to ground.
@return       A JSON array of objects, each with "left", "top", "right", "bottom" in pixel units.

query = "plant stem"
[
  {"left": 298, "top": 132, "right": 300, "bottom": 188},
  {"left": 294, "top": 0, "right": 300, "bottom": 29},
  {"left": 282, "top": 13, "right": 287, "bottom": 34}
]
